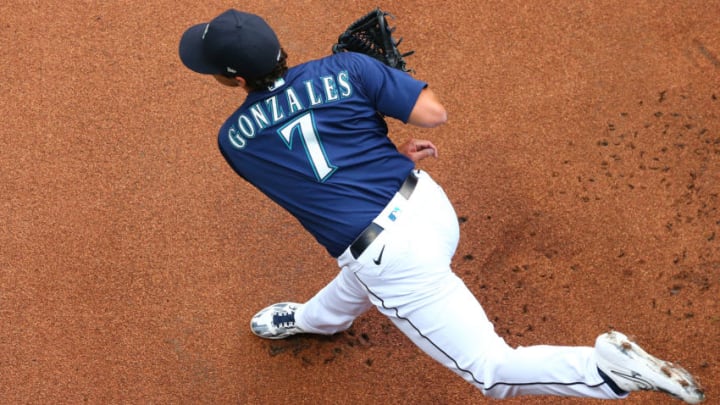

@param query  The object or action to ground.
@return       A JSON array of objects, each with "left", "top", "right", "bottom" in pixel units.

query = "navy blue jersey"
[{"left": 218, "top": 52, "right": 427, "bottom": 257}]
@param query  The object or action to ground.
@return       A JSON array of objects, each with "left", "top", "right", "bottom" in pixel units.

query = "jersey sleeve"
[{"left": 346, "top": 53, "right": 427, "bottom": 123}]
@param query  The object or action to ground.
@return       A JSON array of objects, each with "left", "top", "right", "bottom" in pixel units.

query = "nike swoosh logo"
[
  {"left": 373, "top": 245, "right": 386, "bottom": 265},
  {"left": 610, "top": 370, "right": 655, "bottom": 391}
]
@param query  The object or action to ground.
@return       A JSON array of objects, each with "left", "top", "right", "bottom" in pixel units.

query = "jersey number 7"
[{"left": 278, "top": 111, "right": 338, "bottom": 182}]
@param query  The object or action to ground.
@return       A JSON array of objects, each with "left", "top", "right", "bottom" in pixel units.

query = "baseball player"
[{"left": 178, "top": 9, "right": 705, "bottom": 403}]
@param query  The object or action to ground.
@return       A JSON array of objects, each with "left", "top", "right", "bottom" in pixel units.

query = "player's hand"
[{"left": 398, "top": 138, "right": 438, "bottom": 162}]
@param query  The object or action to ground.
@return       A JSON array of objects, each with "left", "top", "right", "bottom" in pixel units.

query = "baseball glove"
[{"left": 332, "top": 8, "right": 414, "bottom": 72}]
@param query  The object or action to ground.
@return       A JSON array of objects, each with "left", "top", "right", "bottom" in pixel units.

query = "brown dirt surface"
[{"left": 2, "top": 1, "right": 718, "bottom": 404}]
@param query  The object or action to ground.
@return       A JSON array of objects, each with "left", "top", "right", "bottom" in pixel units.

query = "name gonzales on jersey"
[{"left": 228, "top": 71, "right": 352, "bottom": 149}]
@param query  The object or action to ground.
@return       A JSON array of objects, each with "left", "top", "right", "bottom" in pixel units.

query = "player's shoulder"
[
  {"left": 330, "top": 51, "right": 385, "bottom": 67},
  {"left": 292, "top": 52, "right": 382, "bottom": 71},
  {"left": 283, "top": 53, "right": 381, "bottom": 86}
]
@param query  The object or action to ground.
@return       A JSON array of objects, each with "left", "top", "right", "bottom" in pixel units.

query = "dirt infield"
[{"left": 2, "top": 1, "right": 718, "bottom": 404}]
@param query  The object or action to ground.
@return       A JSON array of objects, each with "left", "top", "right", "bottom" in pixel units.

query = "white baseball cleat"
[
  {"left": 595, "top": 331, "right": 705, "bottom": 404},
  {"left": 250, "top": 302, "right": 305, "bottom": 339}
]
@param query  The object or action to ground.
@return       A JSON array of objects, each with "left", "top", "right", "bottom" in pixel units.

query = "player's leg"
[
  {"left": 294, "top": 265, "right": 374, "bottom": 335},
  {"left": 358, "top": 266, "right": 617, "bottom": 398},
  {"left": 250, "top": 265, "right": 373, "bottom": 339},
  {"left": 351, "top": 171, "right": 619, "bottom": 399}
]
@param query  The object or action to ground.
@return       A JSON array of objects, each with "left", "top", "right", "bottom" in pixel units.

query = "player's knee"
[
  {"left": 481, "top": 386, "right": 517, "bottom": 399},
  {"left": 477, "top": 344, "right": 520, "bottom": 399}
]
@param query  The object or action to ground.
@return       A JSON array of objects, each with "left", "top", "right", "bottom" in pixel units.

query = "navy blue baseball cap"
[{"left": 179, "top": 9, "right": 281, "bottom": 79}]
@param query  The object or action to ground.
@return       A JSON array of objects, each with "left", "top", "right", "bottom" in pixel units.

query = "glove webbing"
[{"left": 332, "top": 8, "right": 414, "bottom": 72}]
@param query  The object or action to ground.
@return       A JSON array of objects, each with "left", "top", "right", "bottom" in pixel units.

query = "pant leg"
[
  {"left": 295, "top": 264, "right": 373, "bottom": 335},
  {"left": 356, "top": 268, "right": 618, "bottom": 399},
  {"left": 345, "top": 171, "right": 621, "bottom": 399}
]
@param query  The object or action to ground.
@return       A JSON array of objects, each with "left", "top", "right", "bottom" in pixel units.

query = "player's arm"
[
  {"left": 407, "top": 87, "right": 447, "bottom": 128},
  {"left": 398, "top": 88, "right": 444, "bottom": 161}
]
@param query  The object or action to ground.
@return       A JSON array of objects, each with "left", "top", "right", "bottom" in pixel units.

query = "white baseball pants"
[{"left": 296, "top": 170, "right": 622, "bottom": 399}]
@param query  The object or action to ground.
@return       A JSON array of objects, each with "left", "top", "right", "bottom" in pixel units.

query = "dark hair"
[{"left": 244, "top": 48, "right": 289, "bottom": 91}]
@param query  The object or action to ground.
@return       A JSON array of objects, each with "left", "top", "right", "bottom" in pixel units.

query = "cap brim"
[{"left": 178, "top": 23, "right": 223, "bottom": 74}]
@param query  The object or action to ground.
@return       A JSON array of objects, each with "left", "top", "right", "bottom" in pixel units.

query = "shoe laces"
[{"left": 272, "top": 310, "right": 296, "bottom": 328}]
